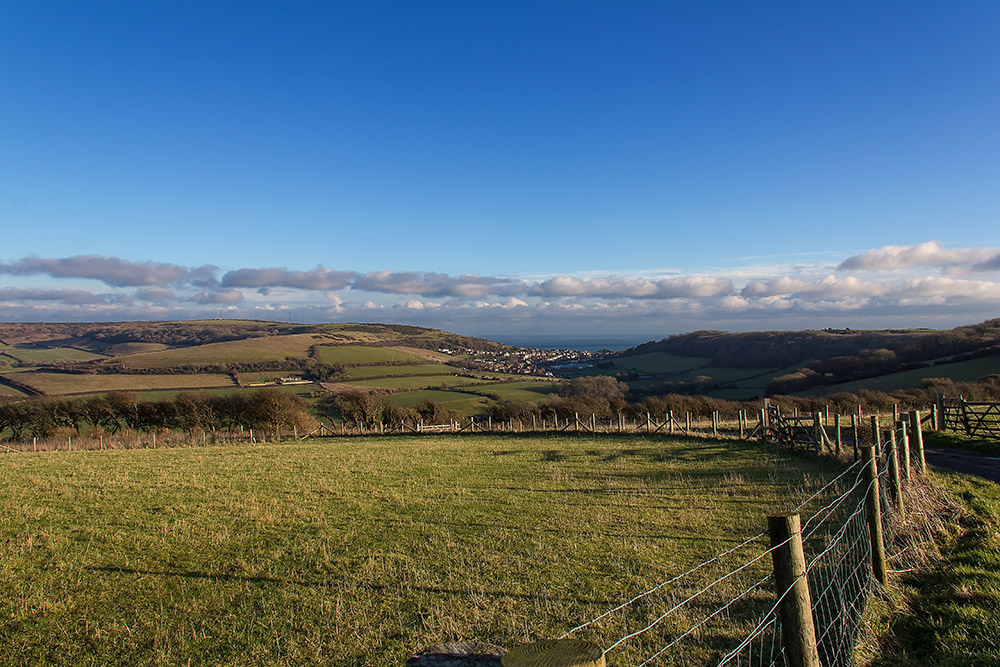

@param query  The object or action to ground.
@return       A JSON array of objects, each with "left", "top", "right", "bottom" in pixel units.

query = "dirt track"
[{"left": 925, "top": 447, "right": 1000, "bottom": 484}]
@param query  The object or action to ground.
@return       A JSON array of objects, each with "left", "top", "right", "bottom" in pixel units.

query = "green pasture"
[
  {"left": 479, "top": 380, "right": 562, "bottom": 403},
  {"left": 342, "top": 363, "right": 455, "bottom": 379},
  {"left": 389, "top": 389, "right": 492, "bottom": 414},
  {"left": 1, "top": 346, "right": 107, "bottom": 364},
  {"left": 798, "top": 356, "right": 1000, "bottom": 396},
  {"left": 608, "top": 352, "right": 713, "bottom": 374},
  {"left": 0, "top": 434, "right": 846, "bottom": 666},
  {"left": 313, "top": 345, "right": 426, "bottom": 366},
  {"left": 116, "top": 334, "right": 319, "bottom": 368},
  {"left": 339, "top": 375, "right": 487, "bottom": 390},
  {"left": 0, "top": 381, "right": 31, "bottom": 397},
  {"left": 9, "top": 372, "right": 236, "bottom": 396}
]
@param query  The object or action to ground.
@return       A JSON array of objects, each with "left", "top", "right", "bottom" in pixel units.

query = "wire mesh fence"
[{"left": 553, "top": 420, "right": 924, "bottom": 666}]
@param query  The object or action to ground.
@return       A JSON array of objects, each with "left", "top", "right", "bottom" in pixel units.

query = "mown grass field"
[
  {"left": 9, "top": 372, "right": 236, "bottom": 395},
  {"left": 0, "top": 434, "right": 845, "bottom": 666}
]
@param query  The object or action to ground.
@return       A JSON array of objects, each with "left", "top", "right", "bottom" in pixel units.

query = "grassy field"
[
  {"left": 478, "top": 380, "right": 562, "bottom": 403},
  {"left": 389, "top": 389, "right": 492, "bottom": 414},
  {"left": 341, "top": 363, "right": 456, "bottom": 379},
  {"left": 0, "top": 346, "right": 107, "bottom": 363},
  {"left": 341, "top": 375, "right": 487, "bottom": 390},
  {"left": 0, "top": 434, "right": 846, "bottom": 666},
  {"left": 0, "top": 380, "right": 32, "bottom": 397},
  {"left": 9, "top": 372, "right": 236, "bottom": 395},
  {"left": 116, "top": 334, "right": 320, "bottom": 368},
  {"left": 605, "top": 352, "right": 712, "bottom": 374},
  {"left": 313, "top": 345, "right": 426, "bottom": 366},
  {"left": 799, "top": 356, "right": 1000, "bottom": 396}
]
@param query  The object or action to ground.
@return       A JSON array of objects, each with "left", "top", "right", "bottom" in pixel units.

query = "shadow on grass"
[{"left": 80, "top": 565, "right": 617, "bottom": 606}]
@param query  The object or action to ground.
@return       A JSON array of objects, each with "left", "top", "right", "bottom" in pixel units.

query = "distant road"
[{"left": 925, "top": 447, "right": 1000, "bottom": 484}]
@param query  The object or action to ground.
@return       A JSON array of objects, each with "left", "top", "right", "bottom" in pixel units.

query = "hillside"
[
  {"left": 578, "top": 319, "right": 1000, "bottom": 399},
  {"left": 0, "top": 320, "right": 561, "bottom": 416}
]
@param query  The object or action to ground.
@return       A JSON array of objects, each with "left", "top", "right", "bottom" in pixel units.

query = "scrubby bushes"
[{"left": 0, "top": 389, "right": 317, "bottom": 440}]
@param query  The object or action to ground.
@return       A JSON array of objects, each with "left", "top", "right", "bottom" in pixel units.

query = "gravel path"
[{"left": 924, "top": 447, "right": 1000, "bottom": 485}]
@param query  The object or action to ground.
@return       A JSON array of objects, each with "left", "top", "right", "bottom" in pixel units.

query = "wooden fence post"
[
  {"left": 870, "top": 416, "right": 881, "bottom": 458},
  {"left": 739, "top": 410, "right": 745, "bottom": 439},
  {"left": 768, "top": 513, "right": 820, "bottom": 667},
  {"left": 887, "top": 427, "right": 904, "bottom": 514},
  {"left": 759, "top": 408, "right": 767, "bottom": 441},
  {"left": 936, "top": 394, "right": 945, "bottom": 431},
  {"left": 813, "top": 412, "right": 822, "bottom": 452},
  {"left": 668, "top": 410, "right": 674, "bottom": 435},
  {"left": 685, "top": 412, "right": 691, "bottom": 433},
  {"left": 862, "top": 446, "right": 888, "bottom": 586},
  {"left": 646, "top": 412, "right": 651, "bottom": 432},
  {"left": 851, "top": 413, "right": 858, "bottom": 461},
  {"left": 909, "top": 410, "right": 926, "bottom": 475},
  {"left": 835, "top": 414, "right": 842, "bottom": 457},
  {"left": 712, "top": 411, "right": 719, "bottom": 436},
  {"left": 897, "top": 420, "right": 910, "bottom": 483}
]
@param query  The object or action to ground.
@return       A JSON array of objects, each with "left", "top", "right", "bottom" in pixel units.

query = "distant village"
[{"left": 446, "top": 346, "right": 604, "bottom": 376}]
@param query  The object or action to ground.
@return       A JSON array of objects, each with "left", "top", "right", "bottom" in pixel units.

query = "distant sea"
[{"left": 492, "top": 335, "right": 655, "bottom": 352}]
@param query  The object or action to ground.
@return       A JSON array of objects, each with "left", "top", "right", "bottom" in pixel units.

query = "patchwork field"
[
  {"left": 8, "top": 372, "right": 236, "bottom": 395},
  {"left": 0, "top": 434, "right": 844, "bottom": 666}
]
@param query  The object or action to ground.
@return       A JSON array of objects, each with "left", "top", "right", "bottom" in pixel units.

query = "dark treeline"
[{"left": 0, "top": 389, "right": 317, "bottom": 440}]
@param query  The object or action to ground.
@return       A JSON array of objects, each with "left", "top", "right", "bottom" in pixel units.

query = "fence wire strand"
[{"left": 554, "top": 415, "right": 919, "bottom": 667}]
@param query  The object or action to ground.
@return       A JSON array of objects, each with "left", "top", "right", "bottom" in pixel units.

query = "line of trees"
[{"left": 0, "top": 389, "right": 317, "bottom": 440}]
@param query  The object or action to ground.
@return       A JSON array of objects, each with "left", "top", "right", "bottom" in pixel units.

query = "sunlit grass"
[{"left": 0, "top": 433, "right": 844, "bottom": 665}]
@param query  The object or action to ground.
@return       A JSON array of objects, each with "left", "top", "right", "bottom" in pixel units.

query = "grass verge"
[
  {"left": 922, "top": 430, "right": 1000, "bottom": 457},
  {"left": 859, "top": 470, "right": 1000, "bottom": 666}
]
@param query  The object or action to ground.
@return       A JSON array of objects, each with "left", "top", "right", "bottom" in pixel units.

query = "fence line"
[{"left": 506, "top": 415, "right": 929, "bottom": 666}]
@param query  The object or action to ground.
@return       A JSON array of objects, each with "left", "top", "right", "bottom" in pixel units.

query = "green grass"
[
  {"left": 0, "top": 380, "right": 32, "bottom": 396},
  {"left": 0, "top": 434, "right": 846, "bottom": 666},
  {"left": 798, "top": 356, "right": 1000, "bottom": 396},
  {"left": 10, "top": 372, "right": 236, "bottom": 395},
  {"left": 479, "top": 380, "right": 562, "bottom": 403},
  {"left": 116, "top": 334, "right": 319, "bottom": 368},
  {"left": 313, "top": 345, "right": 425, "bottom": 366},
  {"left": 1, "top": 346, "right": 107, "bottom": 363},
  {"left": 338, "top": 375, "right": 486, "bottom": 390},
  {"left": 606, "top": 352, "right": 712, "bottom": 374},
  {"left": 922, "top": 430, "right": 1000, "bottom": 457},
  {"left": 864, "top": 470, "right": 1000, "bottom": 666},
  {"left": 342, "top": 363, "right": 455, "bottom": 379},
  {"left": 389, "top": 389, "right": 492, "bottom": 414}
]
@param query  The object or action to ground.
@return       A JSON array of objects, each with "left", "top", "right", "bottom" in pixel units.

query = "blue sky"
[{"left": 2, "top": 2, "right": 999, "bottom": 343}]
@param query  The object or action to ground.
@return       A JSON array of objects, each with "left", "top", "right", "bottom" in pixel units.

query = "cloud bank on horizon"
[{"left": 1, "top": 241, "right": 998, "bottom": 338}]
